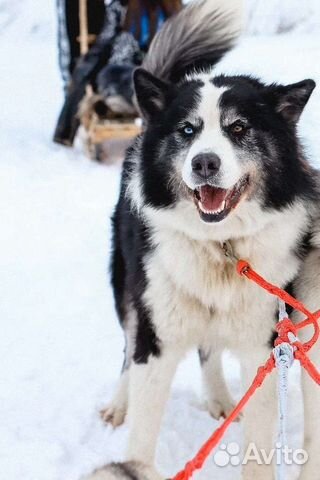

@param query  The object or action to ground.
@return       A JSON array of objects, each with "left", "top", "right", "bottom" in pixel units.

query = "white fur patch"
[{"left": 182, "top": 78, "right": 243, "bottom": 190}]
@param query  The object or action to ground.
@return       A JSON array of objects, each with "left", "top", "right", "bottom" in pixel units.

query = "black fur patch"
[
  {"left": 295, "top": 230, "right": 313, "bottom": 260},
  {"left": 109, "top": 463, "right": 140, "bottom": 480},
  {"left": 198, "top": 348, "right": 210, "bottom": 365},
  {"left": 119, "top": 464, "right": 139, "bottom": 480},
  {"left": 133, "top": 302, "right": 161, "bottom": 363},
  {"left": 110, "top": 158, "right": 161, "bottom": 365}
]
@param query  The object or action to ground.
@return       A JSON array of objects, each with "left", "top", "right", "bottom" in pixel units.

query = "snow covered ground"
[{"left": 0, "top": 2, "right": 320, "bottom": 480}]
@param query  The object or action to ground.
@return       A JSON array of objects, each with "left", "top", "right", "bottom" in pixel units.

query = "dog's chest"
[{"left": 144, "top": 225, "right": 302, "bottom": 345}]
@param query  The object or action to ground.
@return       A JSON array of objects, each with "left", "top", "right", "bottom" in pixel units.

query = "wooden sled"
[{"left": 88, "top": 118, "right": 142, "bottom": 144}]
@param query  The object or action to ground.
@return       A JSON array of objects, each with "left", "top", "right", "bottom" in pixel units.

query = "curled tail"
[{"left": 142, "top": 0, "right": 244, "bottom": 83}]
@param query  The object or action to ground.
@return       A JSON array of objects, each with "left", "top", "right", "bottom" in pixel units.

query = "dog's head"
[{"left": 133, "top": 69, "right": 316, "bottom": 230}]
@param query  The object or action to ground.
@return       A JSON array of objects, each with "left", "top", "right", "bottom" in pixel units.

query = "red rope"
[
  {"left": 171, "top": 260, "right": 320, "bottom": 480},
  {"left": 237, "top": 260, "right": 320, "bottom": 351}
]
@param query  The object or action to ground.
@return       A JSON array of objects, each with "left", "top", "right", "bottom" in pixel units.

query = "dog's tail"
[{"left": 142, "top": 0, "right": 244, "bottom": 83}]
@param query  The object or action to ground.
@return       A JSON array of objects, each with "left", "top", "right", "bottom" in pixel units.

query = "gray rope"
[{"left": 273, "top": 300, "right": 295, "bottom": 480}]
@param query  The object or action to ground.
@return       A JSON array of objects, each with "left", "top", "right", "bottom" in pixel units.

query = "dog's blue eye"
[{"left": 183, "top": 125, "right": 194, "bottom": 136}]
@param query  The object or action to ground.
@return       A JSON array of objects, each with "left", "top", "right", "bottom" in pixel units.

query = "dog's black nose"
[{"left": 191, "top": 153, "right": 221, "bottom": 180}]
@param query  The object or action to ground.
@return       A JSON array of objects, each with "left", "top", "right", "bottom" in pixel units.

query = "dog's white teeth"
[{"left": 199, "top": 201, "right": 226, "bottom": 215}]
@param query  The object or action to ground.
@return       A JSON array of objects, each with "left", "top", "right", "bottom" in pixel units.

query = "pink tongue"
[{"left": 199, "top": 185, "right": 228, "bottom": 211}]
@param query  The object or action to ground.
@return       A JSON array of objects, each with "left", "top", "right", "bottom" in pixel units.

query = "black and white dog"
[{"left": 87, "top": 1, "right": 320, "bottom": 479}]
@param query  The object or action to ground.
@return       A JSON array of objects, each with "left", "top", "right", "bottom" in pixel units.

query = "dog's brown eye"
[
  {"left": 228, "top": 121, "right": 249, "bottom": 137},
  {"left": 233, "top": 124, "right": 244, "bottom": 134}
]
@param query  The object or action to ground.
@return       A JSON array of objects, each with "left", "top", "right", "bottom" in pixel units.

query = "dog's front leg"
[
  {"left": 240, "top": 347, "right": 277, "bottom": 480},
  {"left": 200, "top": 345, "right": 236, "bottom": 420},
  {"left": 126, "top": 349, "right": 181, "bottom": 466}
]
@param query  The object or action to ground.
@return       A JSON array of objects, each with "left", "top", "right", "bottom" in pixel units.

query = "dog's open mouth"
[{"left": 193, "top": 175, "right": 250, "bottom": 223}]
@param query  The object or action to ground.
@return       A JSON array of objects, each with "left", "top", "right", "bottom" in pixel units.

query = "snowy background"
[{"left": 0, "top": 1, "right": 320, "bottom": 479}]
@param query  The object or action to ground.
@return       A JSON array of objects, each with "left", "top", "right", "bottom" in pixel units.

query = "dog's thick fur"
[{"left": 93, "top": 1, "right": 320, "bottom": 479}]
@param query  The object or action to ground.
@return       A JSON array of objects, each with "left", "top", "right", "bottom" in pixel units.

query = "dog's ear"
[
  {"left": 273, "top": 79, "right": 316, "bottom": 123},
  {"left": 134, "top": 68, "right": 172, "bottom": 121}
]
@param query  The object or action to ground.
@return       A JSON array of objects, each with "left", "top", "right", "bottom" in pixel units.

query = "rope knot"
[
  {"left": 273, "top": 343, "right": 295, "bottom": 369},
  {"left": 236, "top": 260, "right": 250, "bottom": 276},
  {"left": 275, "top": 319, "right": 297, "bottom": 344}
]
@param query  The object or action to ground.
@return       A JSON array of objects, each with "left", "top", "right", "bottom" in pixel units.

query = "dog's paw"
[
  {"left": 83, "top": 462, "right": 163, "bottom": 480},
  {"left": 100, "top": 404, "right": 126, "bottom": 427},
  {"left": 207, "top": 399, "right": 239, "bottom": 421}
]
